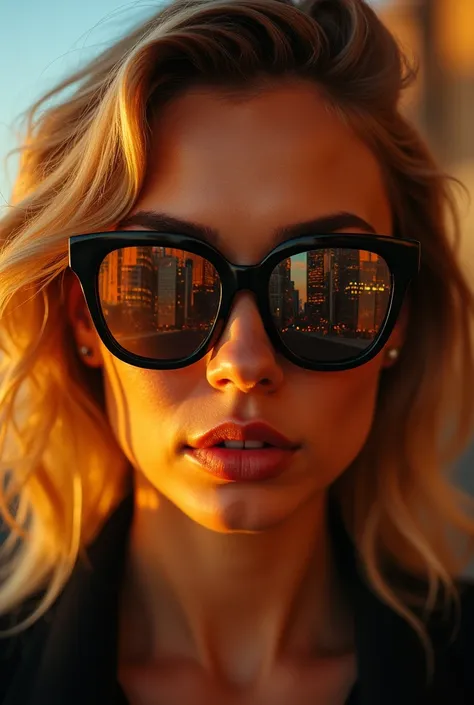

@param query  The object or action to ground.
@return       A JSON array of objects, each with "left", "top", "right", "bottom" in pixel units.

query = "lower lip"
[{"left": 184, "top": 447, "right": 295, "bottom": 482}]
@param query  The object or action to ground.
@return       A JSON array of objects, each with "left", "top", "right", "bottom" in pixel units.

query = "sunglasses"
[{"left": 68, "top": 231, "right": 420, "bottom": 371}]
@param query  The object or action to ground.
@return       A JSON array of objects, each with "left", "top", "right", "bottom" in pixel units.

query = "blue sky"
[{"left": 0, "top": 0, "right": 161, "bottom": 209}]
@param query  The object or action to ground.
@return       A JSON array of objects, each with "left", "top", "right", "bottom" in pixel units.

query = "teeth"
[{"left": 222, "top": 440, "right": 265, "bottom": 449}]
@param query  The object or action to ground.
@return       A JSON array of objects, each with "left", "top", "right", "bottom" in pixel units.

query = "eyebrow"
[{"left": 116, "top": 210, "right": 377, "bottom": 247}]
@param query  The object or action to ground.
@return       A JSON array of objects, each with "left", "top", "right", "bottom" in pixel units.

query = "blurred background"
[
  {"left": 374, "top": 0, "right": 474, "bottom": 494},
  {"left": 0, "top": 0, "right": 473, "bottom": 488}
]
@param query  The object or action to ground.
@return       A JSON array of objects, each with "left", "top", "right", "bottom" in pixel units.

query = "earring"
[
  {"left": 386, "top": 348, "right": 400, "bottom": 362},
  {"left": 79, "top": 345, "right": 93, "bottom": 358}
]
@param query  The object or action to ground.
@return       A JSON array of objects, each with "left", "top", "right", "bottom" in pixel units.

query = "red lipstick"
[{"left": 184, "top": 422, "right": 298, "bottom": 482}]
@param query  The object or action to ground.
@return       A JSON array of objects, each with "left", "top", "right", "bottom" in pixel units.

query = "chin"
[
  {"left": 199, "top": 511, "right": 289, "bottom": 534},
  {"left": 181, "top": 484, "right": 308, "bottom": 533}
]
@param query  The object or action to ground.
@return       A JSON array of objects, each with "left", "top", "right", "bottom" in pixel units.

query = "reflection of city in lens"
[
  {"left": 270, "top": 249, "right": 391, "bottom": 361},
  {"left": 98, "top": 246, "right": 391, "bottom": 362},
  {"left": 99, "top": 247, "right": 220, "bottom": 360}
]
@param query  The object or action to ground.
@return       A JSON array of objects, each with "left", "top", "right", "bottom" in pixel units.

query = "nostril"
[
  {"left": 216, "top": 378, "right": 232, "bottom": 388},
  {"left": 214, "top": 376, "right": 273, "bottom": 392}
]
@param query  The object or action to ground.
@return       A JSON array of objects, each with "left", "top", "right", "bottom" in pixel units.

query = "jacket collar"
[{"left": 4, "top": 492, "right": 467, "bottom": 705}]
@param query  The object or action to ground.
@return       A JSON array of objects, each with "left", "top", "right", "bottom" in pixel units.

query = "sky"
[
  {"left": 0, "top": 0, "right": 387, "bottom": 209},
  {"left": 0, "top": 0, "right": 161, "bottom": 208}
]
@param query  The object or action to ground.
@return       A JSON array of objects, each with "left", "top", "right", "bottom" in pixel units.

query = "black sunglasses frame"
[{"left": 68, "top": 231, "right": 421, "bottom": 372}]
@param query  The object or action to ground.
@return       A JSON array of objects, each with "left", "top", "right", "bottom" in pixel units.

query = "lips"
[
  {"left": 187, "top": 422, "right": 295, "bottom": 450},
  {"left": 184, "top": 422, "right": 298, "bottom": 482}
]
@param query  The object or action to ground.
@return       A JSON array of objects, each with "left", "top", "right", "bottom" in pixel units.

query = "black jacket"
[{"left": 1, "top": 493, "right": 474, "bottom": 705}]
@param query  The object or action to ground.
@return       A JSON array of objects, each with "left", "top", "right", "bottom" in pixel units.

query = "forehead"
[{"left": 136, "top": 82, "right": 391, "bottom": 255}]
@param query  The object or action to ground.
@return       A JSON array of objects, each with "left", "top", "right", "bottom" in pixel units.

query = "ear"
[
  {"left": 65, "top": 270, "right": 104, "bottom": 369},
  {"left": 381, "top": 301, "right": 409, "bottom": 370}
]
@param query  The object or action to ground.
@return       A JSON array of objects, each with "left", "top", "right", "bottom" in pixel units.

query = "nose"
[{"left": 206, "top": 293, "right": 284, "bottom": 394}]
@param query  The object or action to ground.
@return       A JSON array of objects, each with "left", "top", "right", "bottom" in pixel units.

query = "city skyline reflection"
[{"left": 98, "top": 246, "right": 392, "bottom": 362}]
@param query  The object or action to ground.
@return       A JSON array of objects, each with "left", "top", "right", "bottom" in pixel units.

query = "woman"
[{"left": 1, "top": 0, "right": 474, "bottom": 702}]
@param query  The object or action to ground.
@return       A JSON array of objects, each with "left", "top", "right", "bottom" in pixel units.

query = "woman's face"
[{"left": 71, "top": 81, "right": 403, "bottom": 532}]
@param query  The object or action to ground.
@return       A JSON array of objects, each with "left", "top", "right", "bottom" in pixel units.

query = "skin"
[{"left": 68, "top": 81, "right": 404, "bottom": 703}]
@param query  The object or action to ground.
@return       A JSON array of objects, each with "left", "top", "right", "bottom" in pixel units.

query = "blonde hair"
[{"left": 1, "top": 0, "right": 474, "bottom": 673}]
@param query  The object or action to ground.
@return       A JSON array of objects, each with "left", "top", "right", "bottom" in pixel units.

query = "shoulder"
[
  {"left": 449, "top": 578, "right": 474, "bottom": 654},
  {"left": 0, "top": 618, "right": 23, "bottom": 701},
  {"left": 421, "top": 577, "right": 474, "bottom": 646},
  {"left": 0, "top": 602, "right": 50, "bottom": 702},
  {"left": 426, "top": 577, "right": 474, "bottom": 698},
  {"left": 457, "top": 576, "right": 474, "bottom": 606}
]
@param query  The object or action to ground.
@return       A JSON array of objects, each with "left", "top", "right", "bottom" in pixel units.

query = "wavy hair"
[{"left": 1, "top": 0, "right": 474, "bottom": 673}]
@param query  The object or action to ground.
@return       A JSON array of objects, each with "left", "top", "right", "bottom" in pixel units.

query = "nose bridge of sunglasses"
[
  {"left": 232, "top": 263, "right": 261, "bottom": 292},
  {"left": 231, "top": 264, "right": 267, "bottom": 319},
  {"left": 218, "top": 264, "right": 268, "bottom": 333}
]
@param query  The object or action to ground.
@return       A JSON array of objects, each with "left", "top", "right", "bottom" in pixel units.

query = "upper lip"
[{"left": 187, "top": 422, "right": 296, "bottom": 450}]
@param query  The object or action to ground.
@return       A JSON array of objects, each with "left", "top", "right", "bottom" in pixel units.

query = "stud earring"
[
  {"left": 386, "top": 348, "right": 400, "bottom": 362},
  {"left": 79, "top": 345, "right": 93, "bottom": 358}
]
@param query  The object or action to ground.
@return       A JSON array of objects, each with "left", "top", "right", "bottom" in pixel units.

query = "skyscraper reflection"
[{"left": 98, "top": 245, "right": 391, "bottom": 361}]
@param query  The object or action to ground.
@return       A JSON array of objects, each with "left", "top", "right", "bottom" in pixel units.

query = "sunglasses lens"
[
  {"left": 269, "top": 249, "right": 392, "bottom": 363},
  {"left": 98, "top": 246, "right": 220, "bottom": 361}
]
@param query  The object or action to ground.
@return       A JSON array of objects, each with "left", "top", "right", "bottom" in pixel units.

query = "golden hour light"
[{"left": 2, "top": 1, "right": 474, "bottom": 701}]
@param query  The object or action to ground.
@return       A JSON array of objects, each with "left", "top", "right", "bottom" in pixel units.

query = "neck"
[{"left": 119, "top": 476, "right": 354, "bottom": 687}]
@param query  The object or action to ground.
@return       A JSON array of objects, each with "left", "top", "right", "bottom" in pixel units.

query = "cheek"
[
  {"left": 291, "top": 359, "right": 382, "bottom": 473},
  {"left": 324, "top": 363, "right": 381, "bottom": 421},
  {"left": 101, "top": 353, "right": 200, "bottom": 464}
]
